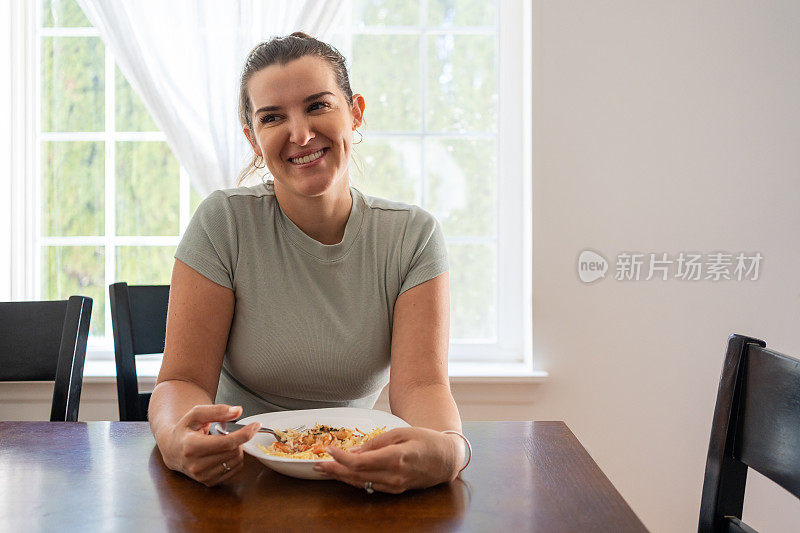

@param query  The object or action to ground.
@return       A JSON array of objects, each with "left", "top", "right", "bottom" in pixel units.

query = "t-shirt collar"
[{"left": 272, "top": 182, "right": 364, "bottom": 262}]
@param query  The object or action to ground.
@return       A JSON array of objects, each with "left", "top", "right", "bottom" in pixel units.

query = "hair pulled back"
[{"left": 237, "top": 32, "right": 354, "bottom": 184}]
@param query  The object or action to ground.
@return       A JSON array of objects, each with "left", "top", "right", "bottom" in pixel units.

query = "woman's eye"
[
  {"left": 308, "top": 102, "right": 329, "bottom": 112},
  {"left": 260, "top": 114, "right": 278, "bottom": 124}
]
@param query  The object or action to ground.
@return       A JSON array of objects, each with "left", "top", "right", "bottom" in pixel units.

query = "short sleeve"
[
  {"left": 175, "top": 191, "right": 238, "bottom": 289},
  {"left": 398, "top": 207, "right": 449, "bottom": 295}
]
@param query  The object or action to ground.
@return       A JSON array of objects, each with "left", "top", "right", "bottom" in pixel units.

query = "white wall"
[{"left": 530, "top": 1, "right": 800, "bottom": 531}]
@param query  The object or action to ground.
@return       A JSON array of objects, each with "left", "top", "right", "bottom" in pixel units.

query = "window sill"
[
  {"left": 448, "top": 361, "right": 548, "bottom": 382},
  {"left": 82, "top": 358, "right": 162, "bottom": 384},
  {"left": 82, "top": 357, "right": 549, "bottom": 385}
]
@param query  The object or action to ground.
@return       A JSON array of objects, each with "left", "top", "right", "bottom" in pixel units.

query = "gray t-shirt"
[{"left": 175, "top": 181, "right": 448, "bottom": 416}]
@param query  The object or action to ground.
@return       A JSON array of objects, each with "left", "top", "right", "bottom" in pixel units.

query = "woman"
[{"left": 149, "top": 33, "right": 468, "bottom": 494}]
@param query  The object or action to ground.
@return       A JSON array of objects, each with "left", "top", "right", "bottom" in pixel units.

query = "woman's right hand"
[{"left": 159, "top": 404, "right": 261, "bottom": 486}]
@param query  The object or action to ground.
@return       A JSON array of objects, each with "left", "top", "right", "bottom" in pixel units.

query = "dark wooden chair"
[
  {"left": 699, "top": 334, "right": 800, "bottom": 533},
  {"left": 109, "top": 282, "right": 169, "bottom": 421},
  {"left": 0, "top": 296, "right": 92, "bottom": 421}
]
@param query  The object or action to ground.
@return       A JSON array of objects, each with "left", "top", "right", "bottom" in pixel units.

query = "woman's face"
[{"left": 244, "top": 55, "right": 364, "bottom": 200}]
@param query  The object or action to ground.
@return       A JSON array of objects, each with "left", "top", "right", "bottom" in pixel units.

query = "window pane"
[
  {"left": 427, "top": 0, "right": 496, "bottom": 27},
  {"left": 41, "top": 0, "right": 91, "bottom": 27},
  {"left": 41, "top": 36, "right": 104, "bottom": 132},
  {"left": 41, "top": 246, "right": 105, "bottom": 337},
  {"left": 352, "top": 35, "right": 421, "bottom": 132},
  {"left": 426, "top": 34, "right": 496, "bottom": 133},
  {"left": 352, "top": 0, "right": 420, "bottom": 27},
  {"left": 116, "top": 142, "right": 180, "bottom": 236},
  {"left": 425, "top": 138, "right": 495, "bottom": 237},
  {"left": 116, "top": 246, "right": 176, "bottom": 285},
  {"left": 41, "top": 141, "right": 104, "bottom": 237},
  {"left": 353, "top": 137, "right": 420, "bottom": 204},
  {"left": 116, "top": 66, "right": 158, "bottom": 132},
  {"left": 448, "top": 243, "right": 495, "bottom": 340}
]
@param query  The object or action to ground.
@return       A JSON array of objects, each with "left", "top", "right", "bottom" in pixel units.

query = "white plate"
[{"left": 240, "top": 407, "right": 410, "bottom": 480}]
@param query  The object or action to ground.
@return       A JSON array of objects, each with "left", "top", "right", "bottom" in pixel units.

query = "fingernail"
[
  {"left": 312, "top": 465, "right": 323, "bottom": 472},
  {"left": 228, "top": 406, "right": 238, "bottom": 414},
  {"left": 350, "top": 446, "right": 361, "bottom": 453}
]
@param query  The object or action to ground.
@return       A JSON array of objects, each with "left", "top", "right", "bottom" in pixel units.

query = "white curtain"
[{"left": 76, "top": 0, "right": 345, "bottom": 196}]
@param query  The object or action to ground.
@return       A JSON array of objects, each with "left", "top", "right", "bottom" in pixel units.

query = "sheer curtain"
[{"left": 76, "top": 0, "right": 345, "bottom": 196}]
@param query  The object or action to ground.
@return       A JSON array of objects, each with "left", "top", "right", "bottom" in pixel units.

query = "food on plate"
[{"left": 257, "top": 424, "right": 386, "bottom": 460}]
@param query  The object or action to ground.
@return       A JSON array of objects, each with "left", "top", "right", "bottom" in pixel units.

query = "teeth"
[{"left": 290, "top": 149, "right": 324, "bottom": 164}]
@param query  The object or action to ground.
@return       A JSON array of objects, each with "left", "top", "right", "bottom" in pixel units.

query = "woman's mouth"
[{"left": 288, "top": 148, "right": 328, "bottom": 166}]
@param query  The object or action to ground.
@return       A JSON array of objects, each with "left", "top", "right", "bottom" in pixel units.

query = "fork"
[{"left": 210, "top": 421, "right": 306, "bottom": 443}]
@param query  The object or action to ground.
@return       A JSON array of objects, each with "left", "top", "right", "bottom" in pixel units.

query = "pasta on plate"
[{"left": 257, "top": 424, "right": 386, "bottom": 460}]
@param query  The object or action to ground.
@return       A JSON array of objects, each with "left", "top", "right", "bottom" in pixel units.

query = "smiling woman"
[
  {"left": 242, "top": 52, "right": 364, "bottom": 243},
  {"left": 148, "top": 32, "right": 469, "bottom": 494}
]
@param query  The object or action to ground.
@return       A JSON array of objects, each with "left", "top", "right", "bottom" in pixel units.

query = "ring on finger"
[
  {"left": 364, "top": 480, "right": 374, "bottom": 494},
  {"left": 222, "top": 461, "right": 232, "bottom": 473}
]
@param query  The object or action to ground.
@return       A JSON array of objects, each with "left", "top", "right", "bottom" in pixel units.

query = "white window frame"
[
  {"left": 29, "top": 3, "right": 195, "bottom": 360},
  {"left": 6, "top": 0, "right": 532, "bottom": 370},
  {"left": 5, "top": 0, "right": 38, "bottom": 304},
  {"left": 341, "top": 1, "right": 532, "bottom": 364}
]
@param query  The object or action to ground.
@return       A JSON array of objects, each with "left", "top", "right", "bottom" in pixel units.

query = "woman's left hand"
[{"left": 313, "top": 427, "right": 462, "bottom": 494}]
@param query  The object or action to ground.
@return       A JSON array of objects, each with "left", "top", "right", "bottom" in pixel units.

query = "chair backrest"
[
  {"left": 0, "top": 296, "right": 92, "bottom": 421},
  {"left": 109, "top": 282, "right": 169, "bottom": 421},
  {"left": 699, "top": 334, "right": 800, "bottom": 532}
]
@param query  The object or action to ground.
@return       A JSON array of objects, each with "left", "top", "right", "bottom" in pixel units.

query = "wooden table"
[{"left": 0, "top": 421, "right": 646, "bottom": 532}]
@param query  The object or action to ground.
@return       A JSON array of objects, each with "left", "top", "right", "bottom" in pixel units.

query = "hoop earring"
[
  {"left": 354, "top": 129, "right": 363, "bottom": 145},
  {"left": 254, "top": 155, "right": 265, "bottom": 169}
]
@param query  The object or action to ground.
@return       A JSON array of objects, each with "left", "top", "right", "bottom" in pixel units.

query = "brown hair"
[{"left": 236, "top": 32, "right": 354, "bottom": 185}]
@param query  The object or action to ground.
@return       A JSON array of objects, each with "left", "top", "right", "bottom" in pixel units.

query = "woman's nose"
[{"left": 288, "top": 117, "right": 315, "bottom": 146}]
